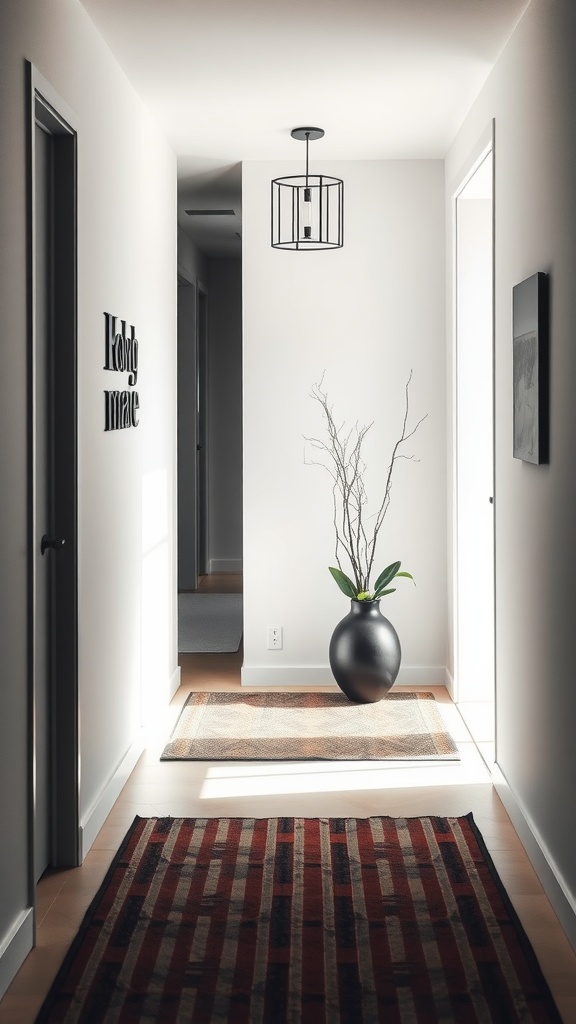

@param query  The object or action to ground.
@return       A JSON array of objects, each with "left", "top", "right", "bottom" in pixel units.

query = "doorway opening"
[
  {"left": 453, "top": 132, "right": 495, "bottom": 762},
  {"left": 29, "top": 65, "right": 79, "bottom": 882},
  {"left": 176, "top": 258, "right": 243, "bottom": 669}
]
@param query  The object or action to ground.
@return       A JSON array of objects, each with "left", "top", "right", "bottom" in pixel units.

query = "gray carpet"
[{"left": 178, "top": 593, "right": 243, "bottom": 653}]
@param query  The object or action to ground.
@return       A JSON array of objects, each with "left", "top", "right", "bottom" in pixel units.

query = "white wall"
[
  {"left": 0, "top": 0, "right": 177, "bottom": 992},
  {"left": 446, "top": 0, "right": 576, "bottom": 941},
  {"left": 242, "top": 159, "right": 446, "bottom": 686},
  {"left": 455, "top": 189, "right": 494, "bottom": 703}
]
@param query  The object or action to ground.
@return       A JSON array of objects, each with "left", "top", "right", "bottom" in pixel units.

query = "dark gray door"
[
  {"left": 34, "top": 123, "right": 52, "bottom": 881},
  {"left": 30, "top": 66, "right": 79, "bottom": 875}
]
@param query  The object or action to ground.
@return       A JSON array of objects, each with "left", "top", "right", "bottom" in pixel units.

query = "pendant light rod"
[{"left": 291, "top": 126, "right": 323, "bottom": 192}]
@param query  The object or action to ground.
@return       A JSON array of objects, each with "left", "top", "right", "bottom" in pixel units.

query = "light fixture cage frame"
[
  {"left": 271, "top": 127, "right": 343, "bottom": 250},
  {"left": 271, "top": 174, "right": 344, "bottom": 250}
]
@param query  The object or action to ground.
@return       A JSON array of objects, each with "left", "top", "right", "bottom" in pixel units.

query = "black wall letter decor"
[{"left": 103, "top": 312, "right": 140, "bottom": 431}]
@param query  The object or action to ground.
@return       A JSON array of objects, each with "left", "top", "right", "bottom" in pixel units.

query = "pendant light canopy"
[{"left": 271, "top": 128, "right": 343, "bottom": 250}]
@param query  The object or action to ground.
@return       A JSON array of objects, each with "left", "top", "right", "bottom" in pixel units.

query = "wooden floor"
[{"left": 1, "top": 574, "right": 575, "bottom": 1022}]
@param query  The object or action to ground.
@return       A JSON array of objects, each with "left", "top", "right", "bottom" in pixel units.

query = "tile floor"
[{"left": 1, "top": 576, "right": 575, "bottom": 1022}]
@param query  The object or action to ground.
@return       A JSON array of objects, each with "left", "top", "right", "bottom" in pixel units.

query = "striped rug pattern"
[{"left": 36, "top": 815, "right": 561, "bottom": 1023}]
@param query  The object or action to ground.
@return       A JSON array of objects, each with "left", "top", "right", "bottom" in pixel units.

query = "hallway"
[{"left": 1, "top": 580, "right": 575, "bottom": 1021}]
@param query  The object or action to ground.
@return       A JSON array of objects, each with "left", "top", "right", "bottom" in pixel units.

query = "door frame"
[
  {"left": 27, "top": 64, "right": 80, "bottom": 878},
  {"left": 451, "top": 120, "right": 496, "bottom": 711}
]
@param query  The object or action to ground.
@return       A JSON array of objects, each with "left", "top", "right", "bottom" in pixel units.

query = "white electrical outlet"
[{"left": 267, "top": 626, "right": 283, "bottom": 650}]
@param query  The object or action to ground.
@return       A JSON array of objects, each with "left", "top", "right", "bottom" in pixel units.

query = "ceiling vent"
[{"left": 185, "top": 209, "right": 235, "bottom": 216}]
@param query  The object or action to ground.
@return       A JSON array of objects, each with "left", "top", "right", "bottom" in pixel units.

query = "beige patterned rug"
[{"left": 161, "top": 691, "right": 459, "bottom": 760}]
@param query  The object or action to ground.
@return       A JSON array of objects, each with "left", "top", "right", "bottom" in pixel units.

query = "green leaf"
[
  {"left": 374, "top": 587, "right": 396, "bottom": 598},
  {"left": 396, "top": 570, "right": 415, "bottom": 584},
  {"left": 373, "top": 561, "right": 401, "bottom": 592},
  {"left": 329, "top": 566, "right": 357, "bottom": 598}
]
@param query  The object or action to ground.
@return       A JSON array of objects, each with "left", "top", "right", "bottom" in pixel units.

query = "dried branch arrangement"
[{"left": 305, "top": 372, "right": 427, "bottom": 601}]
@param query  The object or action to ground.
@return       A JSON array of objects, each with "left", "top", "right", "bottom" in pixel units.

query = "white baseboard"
[
  {"left": 208, "top": 559, "right": 242, "bottom": 573},
  {"left": 241, "top": 666, "right": 335, "bottom": 687},
  {"left": 169, "top": 665, "right": 181, "bottom": 699},
  {"left": 395, "top": 665, "right": 447, "bottom": 687},
  {"left": 241, "top": 664, "right": 446, "bottom": 688},
  {"left": 80, "top": 663, "right": 182, "bottom": 858},
  {"left": 444, "top": 667, "right": 455, "bottom": 699},
  {"left": 0, "top": 908, "right": 34, "bottom": 1001},
  {"left": 79, "top": 734, "right": 145, "bottom": 859},
  {"left": 492, "top": 762, "right": 576, "bottom": 951}
]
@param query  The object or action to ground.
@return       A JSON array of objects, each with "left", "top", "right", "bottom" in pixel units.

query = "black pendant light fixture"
[{"left": 271, "top": 127, "right": 343, "bottom": 250}]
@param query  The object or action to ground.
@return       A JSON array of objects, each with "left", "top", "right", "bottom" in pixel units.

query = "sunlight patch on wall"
[{"left": 141, "top": 469, "right": 170, "bottom": 726}]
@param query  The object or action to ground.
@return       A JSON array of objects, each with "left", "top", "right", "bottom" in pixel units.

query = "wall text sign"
[{"left": 103, "top": 312, "right": 140, "bottom": 430}]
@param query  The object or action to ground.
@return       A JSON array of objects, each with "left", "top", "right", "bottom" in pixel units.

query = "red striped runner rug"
[{"left": 36, "top": 815, "right": 561, "bottom": 1023}]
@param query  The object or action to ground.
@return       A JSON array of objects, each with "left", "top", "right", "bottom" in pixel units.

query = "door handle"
[{"left": 41, "top": 535, "right": 66, "bottom": 556}]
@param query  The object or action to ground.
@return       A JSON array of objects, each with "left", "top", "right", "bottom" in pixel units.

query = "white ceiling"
[{"left": 79, "top": 0, "right": 529, "bottom": 255}]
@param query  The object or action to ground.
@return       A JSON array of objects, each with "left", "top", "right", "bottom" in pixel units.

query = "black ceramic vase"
[{"left": 329, "top": 599, "right": 401, "bottom": 703}]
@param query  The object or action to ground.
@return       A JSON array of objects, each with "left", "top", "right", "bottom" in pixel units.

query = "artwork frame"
[{"left": 512, "top": 272, "right": 549, "bottom": 464}]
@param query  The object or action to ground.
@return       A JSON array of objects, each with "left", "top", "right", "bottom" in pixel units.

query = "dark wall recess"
[{"left": 103, "top": 311, "right": 139, "bottom": 430}]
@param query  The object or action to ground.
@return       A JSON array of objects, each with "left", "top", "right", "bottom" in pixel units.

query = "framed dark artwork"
[{"left": 512, "top": 272, "right": 548, "bottom": 464}]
